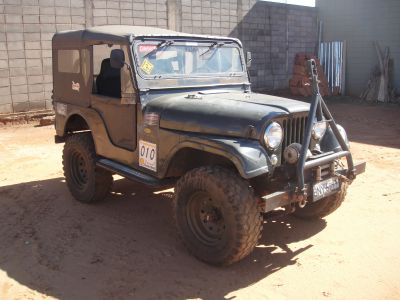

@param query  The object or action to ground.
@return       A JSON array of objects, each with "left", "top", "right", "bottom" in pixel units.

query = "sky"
[{"left": 260, "top": 0, "right": 316, "bottom": 7}]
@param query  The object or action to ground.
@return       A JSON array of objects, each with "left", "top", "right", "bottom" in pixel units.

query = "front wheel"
[
  {"left": 292, "top": 183, "right": 348, "bottom": 219},
  {"left": 173, "top": 166, "right": 262, "bottom": 266}
]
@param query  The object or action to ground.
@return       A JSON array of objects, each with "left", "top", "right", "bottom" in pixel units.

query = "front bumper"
[{"left": 261, "top": 160, "right": 366, "bottom": 213}]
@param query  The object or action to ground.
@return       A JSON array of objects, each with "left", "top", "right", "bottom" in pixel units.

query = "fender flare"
[{"left": 162, "top": 134, "right": 272, "bottom": 179}]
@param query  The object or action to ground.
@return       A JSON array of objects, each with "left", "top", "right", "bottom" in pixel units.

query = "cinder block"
[
  {"left": 9, "top": 67, "right": 26, "bottom": 76},
  {"left": 40, "top": 6, "right": 55, "bottom": 15},
  {"left": 40, "top": 15, "right": 56, "bottom": 24},
  {"left": 22, "top": 6, "right": 40, "bottom": 14},
  {"left": 28, "top": 83, "right": 44, "bottom": 93},
  {"left": 39, "top": 0, "right": 55, "bottom": 6},
  {"left": 121, "top": 10, "right": 132, "bottom": 18},
  {"left": 27, "top": 66, "right": 42, "bottom": 75},
  {"left": 145, "top": 11, "right": 157, "bottom": 19},
  {"left": 28, "top": 91, "right": 44, "bottom": 101},
  {"left": 56, "top": 15, "right": 72, "bottom": 23},
  {"left": 23, "top": 15, "right": 40, "bottom": 23},
  {"left": 71, "top": 0, "right": 84, "bottom": 7},
  {"left": 13, "top": 101, "right": 30, "bottom": 112},
  {"left": 26, "top": 49, "right": 41, "bottom": 58},
  {"left": 6, "top": 24, "right": 24, "bottom": 33},
  {"left": 23, "top": 24, "right": 41, "bottom": 33},
  {"left": 0, "top": 51, "right": 7, "bottom": 60},
  {"left": 41, "top": 49, "right": 52, "bottom": 58},
  {"left": 71, "top": 8, "right": 85, "bottom": 16},
  {"left": 133, "top": 18, "right": 145, "bottom": 26},
  {"left": 6, "top": 14, "right": 23, "bottom": 24},
  {"left": 0, "top": 60, "right": 8, "bottom": 69},
  {"left": 121, "top": 18, "right": 133, "bottom": 25},
  {"left": 0, "top": 103, "right": 13, "bottom": 113},
  {"left": 25, "top": 41, "right": 41, "bottom": 50},
  {"left": 55, "top": 0, "right": 70, "bottom": 7},
  {"left": 107, "top": 9, "right": 120, "bottom": 17},
  {"left": 40, "top": 33, "right": 53, "bottom": 41},
  {"left": 93, "top": 9, "right": 107, "bottom": 17},
  {"left": 23, "top": 0, "right": 39, "bottom": 5},
  {"left": 107, "top": 1, "right": 119, "bottom": 9},
  {"left": 93, "top": 1, "right": 106, "bottom": 9},
  {"left": 5, "top": 6, "right": 23, "bottom": 14},
  {"left": 145, "top": 18, "right": 157, "bottom": 26},
  {"left": 40, "top": 24, "right": 56, "bottom": 33},
  {"left": 10, "top": 76, "right": 27, "bottom": 85},
  {"left": 6, "top": 32, "right": 23, "bottom": 41},
  {"left": 11, "top": 84, "right": 28, "bottom": 94},
  {"left": 0, "top": 92, "right": 12, "bottom": 106},
  {"left": 45, "top": 99, "right": 53, "bottom": 109},
  {"left": 9, "top": 59, "right": 25, "bottom": 68},
  {"left": 0, "top": 77, "right": 10, "bottom": 87},
  {"left": 71, "top": 16, "right": 85, "bottom": 24},
  {"left": 56, "top": 24, "right": 71, "bottom": 31},
  {"left": 8, "top": 50, "right": 25, "bottom": 59},
  {"left": 93, "top": 17, "right": 107, "bottom": 26},
  {"left": 29, "top": 100, "right": 46, "bottom": 110}
]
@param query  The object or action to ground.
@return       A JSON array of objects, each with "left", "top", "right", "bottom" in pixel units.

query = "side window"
[
  {"left": 58, "top": 50, "right": 80, "bottom": 73},
  {"left": 92, "top": 44, "right": 122, "bottom": 98}
]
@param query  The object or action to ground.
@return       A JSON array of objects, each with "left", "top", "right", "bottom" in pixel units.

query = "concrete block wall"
[
  {"left": 0, "top": 0, "right": 317, "bottom": 114},
  {"left": 179, "top": 0, "right": 318, "bottom": 90}
]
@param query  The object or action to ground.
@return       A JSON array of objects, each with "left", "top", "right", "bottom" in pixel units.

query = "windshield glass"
[{"left": 134, "top": 41, "right": 244, "bottom": 78}]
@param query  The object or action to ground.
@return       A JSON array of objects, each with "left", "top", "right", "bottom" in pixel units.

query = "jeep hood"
[{"left": 145, "top": 92, "right": 310, "bottom": 139}]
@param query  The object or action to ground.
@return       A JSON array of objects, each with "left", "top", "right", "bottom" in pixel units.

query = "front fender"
[{"left": 165, "top": 133, "right": 272, "bottom": 179}]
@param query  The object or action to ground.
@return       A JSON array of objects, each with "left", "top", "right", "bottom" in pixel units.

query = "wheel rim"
[
  {"left": 186, "top": 191, "right": 226, "bottom": 246},
  {"left": 69, "top": 150, "right": 89, "bottom": 190}
]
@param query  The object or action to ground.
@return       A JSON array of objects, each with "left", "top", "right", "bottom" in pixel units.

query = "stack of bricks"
[{"left": 289, "top": 53, "right": 330, "bottom": 97}]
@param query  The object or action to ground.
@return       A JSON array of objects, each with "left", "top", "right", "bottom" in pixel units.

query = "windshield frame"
[{"left": 131, "top": 37, "right": 248, "bottom": 83}]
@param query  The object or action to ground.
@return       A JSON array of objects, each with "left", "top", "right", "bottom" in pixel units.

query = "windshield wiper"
[
  {"left": 199, "top": 42, "right": 226, "bottom": 58},
  {"left": 142, "top": 40, "right": 174, "bottom": 59}
]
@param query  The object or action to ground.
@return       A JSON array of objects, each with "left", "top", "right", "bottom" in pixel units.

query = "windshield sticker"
[
  {"left": 140, "top": 58, "right": 154, "bottom": 75},
  {"left": 139, "top": 44, "right": 157, "bottom": 54},
  {"left": 139, "top": 140, "right": 157, "bottom": 172}
]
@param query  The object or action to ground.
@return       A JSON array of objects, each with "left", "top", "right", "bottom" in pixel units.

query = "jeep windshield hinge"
[{"left": 296, "top": 59, "right": 356, "bottom": 195}]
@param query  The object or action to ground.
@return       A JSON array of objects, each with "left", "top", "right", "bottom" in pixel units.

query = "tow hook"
[{"left": 294, "top": 191, "right": 308, "bottom": 209}]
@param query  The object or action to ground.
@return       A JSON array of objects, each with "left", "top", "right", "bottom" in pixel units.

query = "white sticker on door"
[{"left": 139, "top": 140, "right": 157, "bottom": 172}]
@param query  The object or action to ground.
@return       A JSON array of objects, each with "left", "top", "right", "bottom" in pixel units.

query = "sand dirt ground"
[{"left": 0, "top": 102, "right": 399, "bottom": 300}]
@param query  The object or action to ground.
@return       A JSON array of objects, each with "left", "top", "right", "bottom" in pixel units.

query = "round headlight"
[
  {"left": 264, "top": 122, "right": 283, "bottom": 150},
  {"left": 312, "top": 121, "right": 327, "bottom": 140}
]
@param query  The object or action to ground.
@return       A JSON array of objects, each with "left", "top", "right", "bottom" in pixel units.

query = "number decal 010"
[{"left": 138, "top": 140, "right": 157, "bottom": 172}]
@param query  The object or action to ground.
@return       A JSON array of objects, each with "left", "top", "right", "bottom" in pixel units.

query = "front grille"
[{"left": 281, "top": 115, "right": 308, "bottom": 161}]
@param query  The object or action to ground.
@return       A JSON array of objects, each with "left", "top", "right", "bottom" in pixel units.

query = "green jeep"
[{"left": 52, "top": 25, "right": 365, "bottom": 266}]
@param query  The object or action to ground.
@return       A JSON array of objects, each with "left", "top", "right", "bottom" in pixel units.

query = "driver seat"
[{"left": 96, "top": 58, "right": 121, "bottom": 98}]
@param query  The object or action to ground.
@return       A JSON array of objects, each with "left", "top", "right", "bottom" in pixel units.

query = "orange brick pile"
[{"left": 289, "top": 53, "right": 330, "bottom": 97}]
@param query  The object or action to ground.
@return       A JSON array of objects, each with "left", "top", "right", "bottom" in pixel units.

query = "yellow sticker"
[{"left": 140, "top": 58, "right": 154, "bottom": 75}]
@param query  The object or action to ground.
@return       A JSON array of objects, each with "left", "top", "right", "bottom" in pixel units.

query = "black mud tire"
[
  {"left": 63, "top": 132, "right": 113, "bottom": 203},
  {"left": 173, "top": 166, "right": 263, "bottom": 266},
  {"left": 293, "top": 183, "right": 348, "bottom": 219}
]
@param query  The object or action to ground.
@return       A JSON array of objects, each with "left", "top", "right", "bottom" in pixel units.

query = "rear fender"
[{"left": 55, "top": 103, "right": 134, "bottom": 165}]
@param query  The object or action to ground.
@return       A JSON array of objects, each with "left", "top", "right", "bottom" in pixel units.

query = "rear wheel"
[
  {"left": 173, "top": 166, "right": 262, "bottom": 266},
  {"left": 293, "top": 183, "right": 348, "bottom": 219},
  {"left": 63, "top": 133, "right": 113, "bottom": 203}
]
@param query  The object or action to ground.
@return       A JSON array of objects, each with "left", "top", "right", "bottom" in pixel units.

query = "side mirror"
[
  {"left": 246, "top": 51, "right": 252, "bottom": 68},
  {"left": 110, "top": 49, "right": 125, "bottom": 69}
]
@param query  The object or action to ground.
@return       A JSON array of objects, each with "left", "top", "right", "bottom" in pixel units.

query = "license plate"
[{"left": 312, "top": 177, "right": 340, "bottom": 201}]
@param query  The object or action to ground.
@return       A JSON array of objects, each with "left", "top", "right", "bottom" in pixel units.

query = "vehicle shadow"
[{"left": 0, "top": 177, "right": 326, "bottom": 300}]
